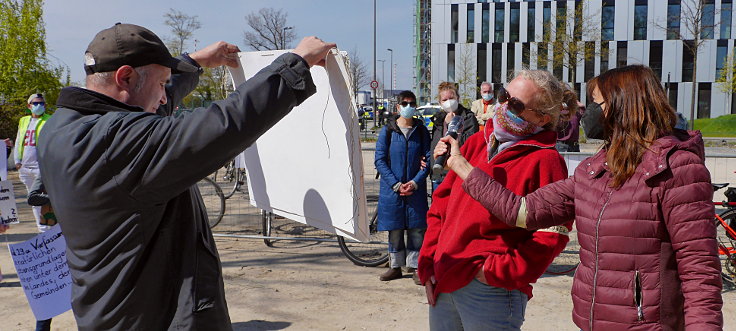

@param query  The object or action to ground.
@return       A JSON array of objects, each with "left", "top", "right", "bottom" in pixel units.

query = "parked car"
[{"left": 417, "top": 104, "right": 442, "bottom": 129}]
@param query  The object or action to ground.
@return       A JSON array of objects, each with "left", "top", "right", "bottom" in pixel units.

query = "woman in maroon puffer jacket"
[{"left": 435, "top": 65, "right": 723, "bottom": 330}]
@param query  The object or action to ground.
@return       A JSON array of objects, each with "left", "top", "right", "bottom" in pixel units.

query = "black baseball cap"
[{"left": 84, "top": 23, "right": 197, "bottom": 75}]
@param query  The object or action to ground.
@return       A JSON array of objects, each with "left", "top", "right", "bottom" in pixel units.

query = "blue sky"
[{"left": 43, "top": 0, "right": 415, "bottom": 90}]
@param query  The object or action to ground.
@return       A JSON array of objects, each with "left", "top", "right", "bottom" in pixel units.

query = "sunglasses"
[
  {"left": 496, "top": 87, "right": 526, "bottom": 116},
  {"left": 31, "top": 102, "right": 45, "bottom": 106},
  {"left": 400, "top": 101, "right": 417, "bottom": 107}
]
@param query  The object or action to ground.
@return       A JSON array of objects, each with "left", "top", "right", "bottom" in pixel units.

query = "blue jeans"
[
  {"left": 35, "top": 319, "right": 51, "bottom": 331},
  {"left": 388, "top": 228, "right": 425, "bottom": 269},
  {"left": 429, "top": 279, "right": 528, "bottom": 331}
]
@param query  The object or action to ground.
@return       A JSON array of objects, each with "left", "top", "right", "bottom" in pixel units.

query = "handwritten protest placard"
[
  {"left": 0, "top": 180, "right": 19, "bottom": 225},
  {"left": 0, "top": 142, "right": 6, "bottom": 181},
  {"left": 8, "top": 225, "right": 72, "bottom": 320}
]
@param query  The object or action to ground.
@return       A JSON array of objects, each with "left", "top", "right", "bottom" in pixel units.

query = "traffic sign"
[{"left": 370, "top": 80, "right": 378, "bottom": 89}]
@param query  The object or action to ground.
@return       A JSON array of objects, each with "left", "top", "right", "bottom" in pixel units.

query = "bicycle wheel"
[
  {"left": 197, "top": 177, "right": 225, "bottom": 229},
  {"left": 262, "top": 210, "right": 273, "bottom": 247},
  {"left": 716, "top": 210, "right": 736, "bottom": 285},
  {"left": 338, "top": 212, "right": 390, "bottom": 267}
]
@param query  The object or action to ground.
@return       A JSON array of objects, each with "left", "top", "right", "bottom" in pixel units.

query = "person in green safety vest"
[{"left": 14, "top": 93, "right": 51, "bottom": 232}]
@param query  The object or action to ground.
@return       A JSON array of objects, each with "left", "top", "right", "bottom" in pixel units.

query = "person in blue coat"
[{"left": 375, "top": 90, "right": 431, "bottom": 284}]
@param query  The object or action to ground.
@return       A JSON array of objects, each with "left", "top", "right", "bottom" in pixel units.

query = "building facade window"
[
  {"left": 477, "top": 43, "right": 488, "bottom": 90},
  {"left": 492, "top": 43, "right": 502, "bottom": 83},
  {"left": 448, "top": 44, "right": 456, "bottom": 81},
  {"left": 507, "top": 43, "right": 516, "bottom": 78},
  {"left": 722, "top": 0, "right": 732, "bottom": 39},
  {"left": 482, "top": 3, "right": 490, "bottom": 43},
  {"left": 697, "top": 83, "right": 712, "bottom": 118},
  {"left": 600, "top": 41, "right": 609, "bottom": 73},
  {"left": 510, "top": 3, "right": 520, "bottom": 42},
  {"left": 451, "top": 4, "right": 459, "bottom": 43},
  {"left": 716, "top": 39, "right": 728, "bottom": 77},
  {"left": 543, "top": 2, "right": 551, "bottom": 40},
  {"left": 649, "top": 40, "right": 663, "bottom": 79},
  {"left": 668, "top": 82, "right": 678, "bottom": 110},
  {"left": 467, "top": 4, "right": 475, "bottom": 43},
  {"left": 538, "top": 42, "right": 549, "bottom": 70},
  {"left": 682, "top": 40, "right": 694, "bottom": 82},
  {"left": 553, "top": 43, "right": 563, "bottom": 80},
  {"left": 616, "top": 41, "right": 628, "bottom": 68},
  {"left": 701, "top": 0, "right": 715, "bottom": 39},
  {"left": 667, "top": 0, "right": 681, "bottom": 40},
  {"left": 601, "top": 0, "right": 615, "bottom": 41},
  {"left": 527, "top": 4, "right": 536, "bottom": 41},
  {"left": 495, "top": 3, "right": 505, "bottom": 42},
  {"left": 584, "top": 41, "right": 595, "bottom": 81},
  {"left": 555, "top": 1, "right": 566, "bottom": 41},
  {"left": 634, "top": 0, "right": 648, "bottom": 40},
  {"left": 522, "top": 42, "right": 530, "bottom": 68}
]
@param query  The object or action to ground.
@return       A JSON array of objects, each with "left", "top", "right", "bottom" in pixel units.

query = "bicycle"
[
  {"left": 197, "top": 177, "right": 226, "bottom": 229},
  {"left": 337, "top": 211, "right": 390, "bottom": 267},
  {"left": 711, "top": 183, "right": 736, "bottom": 286},
  {"left": 210, "top": 159, "right": 246, "bottom": 199}
]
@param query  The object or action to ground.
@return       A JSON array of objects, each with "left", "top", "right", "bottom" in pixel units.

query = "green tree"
[
  {"left": 0, "top": 0, "right": 64, "bottom": 139},
  {"left": 716, "top": 49, "right": 736, "bottom": 113}
]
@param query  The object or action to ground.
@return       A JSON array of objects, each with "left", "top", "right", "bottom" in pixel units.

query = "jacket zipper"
[
  {"left": 634, "top": 270, "right": 644, "bottom": 321},
  {"left": 589, "top": 190, "right": 614, "bottom": 331}
]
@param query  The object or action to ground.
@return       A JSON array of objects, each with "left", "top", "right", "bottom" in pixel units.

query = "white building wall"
[{"left": 430, "top": 0, "right": 736, "bottom": 119}]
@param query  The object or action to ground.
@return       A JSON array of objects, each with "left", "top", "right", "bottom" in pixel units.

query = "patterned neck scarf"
[{"left": 487, "top": 103, "right": 543, "bottom": 157}]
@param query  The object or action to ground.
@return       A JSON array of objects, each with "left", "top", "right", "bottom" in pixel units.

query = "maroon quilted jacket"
[{"left": 462, "top": 130, "right": 723, "bottom": 330}]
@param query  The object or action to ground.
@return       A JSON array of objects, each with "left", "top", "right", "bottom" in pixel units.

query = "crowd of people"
[{"left": 0, "top": 21, "right": 726, "bottom": 331}]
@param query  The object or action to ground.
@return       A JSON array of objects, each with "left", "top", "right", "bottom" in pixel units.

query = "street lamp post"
[
  {"left": 281, "top": 26, "right": 293, "bottom": 49},
  {"left": 387, "top": 48, "right": 394, "bottom": 99},
  {"left": 372, "top": 0, "right": 377, "bottom": 127},
  {"left": 378, "top": 59, "right": 385, "bottom": 99}
]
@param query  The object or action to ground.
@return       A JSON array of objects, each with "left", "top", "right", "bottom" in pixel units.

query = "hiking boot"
[
  {"left": 379, "top": 268, "right": 402, "bottom": 281},
  {"left": 412, "top": 271, "right": 422, "bottom": 285}
]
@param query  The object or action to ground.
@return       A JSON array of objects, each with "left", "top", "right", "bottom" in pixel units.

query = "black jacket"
[
  {"left": 429, "top": 104, "right": 479, "bottom": 175},
  {"left": 38, "top": 53, "right": 315, "bottom": 330}
]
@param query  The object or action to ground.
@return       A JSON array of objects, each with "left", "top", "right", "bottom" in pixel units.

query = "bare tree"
[
  {"left": 346, "top": 48, "right": 369, "bottom": 104},
  {"left": 243, "top": 8, "right": 296, "bottom": 50},
  {"left": 456, "top": 44, "right": 477, "bottom": 107},
  {"left": 163, "top": 8, "right": 201, "bottom": 56},
  {"left": 653, "top": 0, "right": 718, "bottom": 129},
  {"left": 533, "top": 1, "right": 599, "bottom": 88}
]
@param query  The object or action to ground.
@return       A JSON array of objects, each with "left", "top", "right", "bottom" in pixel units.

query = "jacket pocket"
[{"left": 633, "top": 270, "right": 644, "bottom": 321}]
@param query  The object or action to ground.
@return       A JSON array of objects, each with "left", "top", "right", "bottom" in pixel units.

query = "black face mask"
[{"left": 581, "top": 102, "right": 605, "bottom": 140}]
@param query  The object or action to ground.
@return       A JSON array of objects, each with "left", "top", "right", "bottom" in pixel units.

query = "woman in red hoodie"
[
  {"left": 438, "top": 65, "right": 723, "bottom": 330},
  {"left": 418, "top": 70, "right": 578, "bottom": 330}
]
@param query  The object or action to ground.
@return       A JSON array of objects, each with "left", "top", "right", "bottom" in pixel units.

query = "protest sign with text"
[
  {"left": 0, "top": 180, "right": 19, "bottom": 225},
  {"left": 8, "top": 225, "right": 72, "bottom": 320}
]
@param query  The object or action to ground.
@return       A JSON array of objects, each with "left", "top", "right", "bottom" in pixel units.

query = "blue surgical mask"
[
  {"left": 399, "top": 105, "right": 416, "bottom": 119},
  {"left": 31, "top": 104, "right": 45, "bottom": 116},
  {"left": 482, "top": 93, "right": 493, "bottom": 101}
]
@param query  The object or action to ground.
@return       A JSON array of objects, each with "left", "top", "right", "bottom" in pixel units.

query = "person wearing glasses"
[
  {"left": 435, "top": 65, "right": 723, "bottom": 330},
  {"left": 418, "top": 70, "right": 577, "bottom": 330},
  {"left": 375, "top": 90, "right": 431, "bottom": 284},
  {"left": 14, "top": 93, "right": 51, "bottom": 232}
]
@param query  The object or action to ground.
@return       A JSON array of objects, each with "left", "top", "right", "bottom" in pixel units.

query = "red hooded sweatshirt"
[{"left": 418, "top": 129, "right": 572, "bottom": 300}]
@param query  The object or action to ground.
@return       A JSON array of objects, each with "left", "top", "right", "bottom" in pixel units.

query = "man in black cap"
[{"left": 38, "top": 23, "right": 334, "bottom": 330}]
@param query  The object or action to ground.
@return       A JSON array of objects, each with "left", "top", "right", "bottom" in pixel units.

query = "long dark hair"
[{"left": 587, "top": 65, "right": 676, "bottom": 188}]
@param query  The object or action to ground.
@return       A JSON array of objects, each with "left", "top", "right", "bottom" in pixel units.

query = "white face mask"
[{"left": 441, "top": 99, "right": 458, "bottom": 113}]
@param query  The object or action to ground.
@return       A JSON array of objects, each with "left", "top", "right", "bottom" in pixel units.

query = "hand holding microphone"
[
  {"left": 433, "top": 134, "right": 474, "bottom": 180},
  {"left": 431, "top": 114, "right": 463, "bottom": 178}
]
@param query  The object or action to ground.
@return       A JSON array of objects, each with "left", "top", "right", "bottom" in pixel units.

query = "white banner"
[
  {"left": 0, "top": 180, "right": 19, "bottom": 225},
  {"left": 8, "top": 225, "right": 72, "bottom": 320},
  {"left": 229, "top": 50, "right": 369, "bottom": 241}
]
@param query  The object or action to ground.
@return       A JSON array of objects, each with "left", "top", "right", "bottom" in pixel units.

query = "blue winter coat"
[{"left": 375, "top": 116, "right": 431, "bottom": 231}]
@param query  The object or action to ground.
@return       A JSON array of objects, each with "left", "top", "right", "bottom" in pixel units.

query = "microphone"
[{"left": 432, "top": 114, "right": 464, "bottom": 178}]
